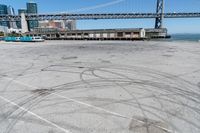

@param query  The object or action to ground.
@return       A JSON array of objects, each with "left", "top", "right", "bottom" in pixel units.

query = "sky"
[{"left": 1, "top": 0, "right": 200, "bottom": 33}]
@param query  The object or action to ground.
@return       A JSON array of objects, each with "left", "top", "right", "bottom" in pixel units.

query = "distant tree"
[
  {"left": 7, "top": 31, "right": 21, "bottom": 37},
  {"left": 0, "top": 31, "right": 4, "bottom": 37}
]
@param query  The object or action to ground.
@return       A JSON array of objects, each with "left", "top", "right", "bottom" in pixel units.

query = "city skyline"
[{"left": 1, "top": 0, "right": 200, "bottom": 33}]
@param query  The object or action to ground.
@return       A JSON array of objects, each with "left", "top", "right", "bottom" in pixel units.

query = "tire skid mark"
[
  {"left": 1, "top": 62, "right": 200, "bottom": 133},
  {"left": 0, "top": 95, "right": 72, "bottom": 133}
]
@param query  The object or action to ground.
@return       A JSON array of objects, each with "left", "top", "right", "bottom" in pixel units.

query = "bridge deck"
[{"left": 1, "top": 13, "right": 200, "bottom": 21}]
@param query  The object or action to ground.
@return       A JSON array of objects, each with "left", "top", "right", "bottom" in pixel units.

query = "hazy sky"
[{"left": 1, "top": 0, "right": 200, "bottom": 33}]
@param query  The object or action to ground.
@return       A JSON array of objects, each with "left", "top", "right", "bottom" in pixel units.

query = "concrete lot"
[{"left": 0, "top": 40, "right": 200, "bottom": 133}]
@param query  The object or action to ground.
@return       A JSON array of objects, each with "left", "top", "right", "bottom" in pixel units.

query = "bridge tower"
[
  {"left": 21, "top": 13, "right": 28, "bottom": 33},
  {"left": 155, "top": 0, "right": 164, "bottom": 29}
]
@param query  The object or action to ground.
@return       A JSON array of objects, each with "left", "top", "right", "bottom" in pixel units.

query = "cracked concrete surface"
[{"left": 0, "top": 40, "right": 200, "bottom": 133}]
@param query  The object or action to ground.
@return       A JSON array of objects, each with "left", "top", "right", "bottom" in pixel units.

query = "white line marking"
[
  {"left": 1, "top": 76, "right": 172, "bottom": 133},
  {"left": 2, "top": 77, "right": 38, "bottom": 89},
  {"left": 0, "top": 95, "right": 71, "bottom": 133},
  {"left": 1, "top": 77, "right": 71, "bottom": 133},
  {"left": 51, "top": 92, "right": 172, "bottom": 133},
  {"left": 52, "top": 92, "right": 128, "bottom": 119}
]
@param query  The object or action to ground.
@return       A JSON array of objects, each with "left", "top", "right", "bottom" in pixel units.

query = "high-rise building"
[
  {"left": 7, "top": 5, "right": 15, "bottom": 15},
  {"left": 0, "top": 4, "right": 9, "bottom": 28},
  {"left": 64, "top": 20, "right": 76, "bottom": 30},
  {"left": 7, "top": 6, "right": 17, "bottom": 29},
  {"left": 27, "top": 2, "right": 37, "bottom": 14},
  {"left": 0, "top": 4, "right": 7, "bottom": 14},
  {"left": 18, "top": 9, "right": 27, "bottom": 14},
  {"left": 26, "top": 2, "right": 38, "bottom": 30},
  {"left": 16, "top": 9, "right": 27, "bottom": 29}
]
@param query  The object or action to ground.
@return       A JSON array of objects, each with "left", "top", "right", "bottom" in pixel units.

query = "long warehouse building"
[{"left": 25, "top": 28, "right": 169, "bottom": 40}]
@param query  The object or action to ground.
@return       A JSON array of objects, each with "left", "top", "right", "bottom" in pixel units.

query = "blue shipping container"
[
  {"left": 20, "top": 37, "right": 33, "bottom": 42},
  {"left": 4, "top": 37, "right": 16, "bottom": 42}
]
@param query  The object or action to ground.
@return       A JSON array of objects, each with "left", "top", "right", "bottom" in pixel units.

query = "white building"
[
  {"left": 38, "top": 20, "right": 76, "bottom": 30},
  {"left": 8, "top": 28, "right": 22, "bottom": 33},
  {"left": 64, "top": 20, "right": 76, "bottom": 30},
  {"left": 0, "top": 26, "right": 9, "bottom": 33}
]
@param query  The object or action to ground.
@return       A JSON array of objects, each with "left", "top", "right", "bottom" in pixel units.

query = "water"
[{"left": 170, "top": 34, "right": 200, "bottom": 42}]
